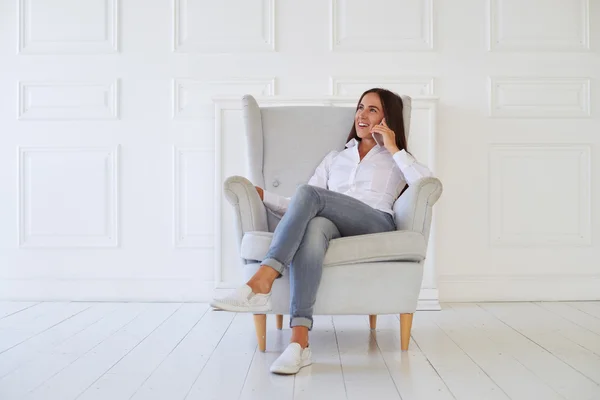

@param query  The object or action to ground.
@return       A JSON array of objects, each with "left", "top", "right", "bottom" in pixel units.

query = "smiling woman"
[
  {"left": 348, "top": 88, "right": 409, "bottom": 158},
  {"left": 210, "top": 88, "right": 433, "bottom": 375}
]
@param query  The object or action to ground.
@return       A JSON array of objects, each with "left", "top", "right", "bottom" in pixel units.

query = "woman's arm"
[
  {"left": 261, "top": 189, "right": 290, "bottom": 215},
  {"left": 392, "top": 149, "right": 433, "bottom": 185},
  {"left": 370, "top": 118, "right": 434, "bottom": 185}
]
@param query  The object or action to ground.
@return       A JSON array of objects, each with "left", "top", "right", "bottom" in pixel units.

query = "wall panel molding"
[
  {"left": 18, "top": 146, "right": 119, "bottom": 248},
  {"left": 330, "top": 76, "right": 435, "bottom": 96},
  {"left": 489, "top": 144, "right": 591, "bottom": 246},
  {"left": 489, "top": 77, "right": 591, "bottom": 118},
  {"left": 439, "top": 274, "right": 600, "bottom": 301},
  {"left": 18, "top": 80, "right": 120, "bottom": 120},
  {"left": 173, "top": 0, "right": 275, "bottom": 53},
  {"left": 172, "top": 78, "right": 275, "bottom": 119},
  {"left": 488, "top": 0, "right": 589, "bottom": 51},
  {"left": 0, "top": 278, "right": 216, "bottom": 302},
  {"left": 19, "top": 0, "right": 119, "bottom": 54},
  {"left": 173, "top": 147, "right": 215, "bottom": 248},
  {"left": 330, "top": 0, "right": 433, "bottom": 52}
]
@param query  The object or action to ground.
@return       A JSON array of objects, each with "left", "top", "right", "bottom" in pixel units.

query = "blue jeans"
[{"left": 262, "top": 184, "right": 396, "bottom": 330}]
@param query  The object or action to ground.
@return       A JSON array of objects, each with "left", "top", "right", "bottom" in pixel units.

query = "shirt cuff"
[
  {"left": 262, "top": 190, "right": 277, "bottom": 209},
  {"left": 392, "top": 149, "right": 416, "bottom": 169}
]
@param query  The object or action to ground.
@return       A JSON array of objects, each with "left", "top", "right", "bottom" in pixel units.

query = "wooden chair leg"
[
  {"left": 400, "top": 313, "right": 413, "bottom": 351},
  {"left": 369, "top": 315, "right": 377, "bottom": 330},
  {"left": 253, "top": 314, "right": 267, "bottom": 352},
  {"left": 276, "top": 314, "right": 283, "bottom": 330}
]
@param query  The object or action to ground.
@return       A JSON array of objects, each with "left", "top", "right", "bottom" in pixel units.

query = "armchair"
[{"left": 222, "top": 94, "right": 442, "bottom": 352}]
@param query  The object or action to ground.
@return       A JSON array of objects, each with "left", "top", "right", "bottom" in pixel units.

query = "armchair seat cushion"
[{"left": 240, "top": 230, "right": 427, "bottom": 267}]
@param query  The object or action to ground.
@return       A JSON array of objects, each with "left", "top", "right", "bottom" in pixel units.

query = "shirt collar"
[
  {"left": 345, "top": 138, "right": 384, "bottom": 149},
  {"left": 345, "top": 138, "right": 359, "bottom": 148}
]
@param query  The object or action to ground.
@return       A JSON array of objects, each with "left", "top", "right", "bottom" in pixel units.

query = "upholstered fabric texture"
[
  {"left": 240, "top": 230, "right": 427, "bottom": 267},
  {"left": 241, "top": 261, "right": 424, "bottom": 315}
]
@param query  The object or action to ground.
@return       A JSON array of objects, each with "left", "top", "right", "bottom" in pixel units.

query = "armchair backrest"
[{"left": 242, "top": 94, "right": 412, "bottom": 199}]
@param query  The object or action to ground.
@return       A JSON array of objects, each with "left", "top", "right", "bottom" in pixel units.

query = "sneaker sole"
[
  {"left": 210, "top": 300, "right": 271, "bottom": 313},
  {"left": 270, "top": 359, "right": 312, "bottom": 375}
]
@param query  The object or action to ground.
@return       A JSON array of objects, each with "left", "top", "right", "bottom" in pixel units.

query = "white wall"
[{"left": 0, "top": 0, "right": 598, "bottom": 302}]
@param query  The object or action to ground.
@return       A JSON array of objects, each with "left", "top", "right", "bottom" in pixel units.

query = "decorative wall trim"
[
  {"left": 489, "top": 144, "right": 591, "bottom": 246},
  {"left": 6, "top": 274, "right": 596, "bottom": 303},
  {"left": 172, "top": 78, "right": 275, "bottom": 119},
  {"left": 330, "top": 77, "right": 435, "bottom": 96},
  {"left": 173, "top": 0, "right": 275, "bottom": 53},
  {"left": 488, "top": 0, "right": 590, "bottom": 51},
  {"left": 18, "top": 146, "right": 119, "bottom": 248},
  {"left": 173, "top": 147, "right": 215, "bottom": 248},
  {"left": 489, "top": 77, "right": 591, "bottom": 118},
  {"left": 418, "top": 288, "right": 441, "bottom": 310},
  {"left": 18, "top": 80, "right": 120, "bottom": 120},
  {"left": 0, "top": 278, "right": 216, "bottom": 302},
  {"left": 439, "top": 274, "right": 600, "bottom": 301},
  {"left": 330, "top": 0, "right": 433, "bottom": 52},
  {"left": 18, "top": 0, "right": 119, "bottom": 54}
]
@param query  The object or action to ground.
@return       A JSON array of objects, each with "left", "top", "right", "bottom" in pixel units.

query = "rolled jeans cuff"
[
  {"left": 290, "top": 316, "right": 313, "bottom": 331},
  {"left": 261, "top": 257, "right": 285, "bottom": 277}
]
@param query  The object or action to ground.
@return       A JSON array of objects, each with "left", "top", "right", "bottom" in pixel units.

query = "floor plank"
[
  {"left": 0, "top": 302, "right": 147, "bottom": 399},
  {"left": 476, "top": 302, "right": 600, "bottom": 400},
  {"left": 440, "top": 304, "right": 564, "bottom": 400},
  {"left": 0, "top": 302, "right": 120, "bottom": 379},
  {"left": 0, "top": 302, "right": 91, "bottom": 354},
  {"left": 76, "top": 303, "right": 209, "bottom": 400},
  {"left": 183, "top": 312, "right": 260, "bottom": 400},
  {"left": 373, "top": 314, "right": 455, "bottom": 400},
  {"left": 0, "top": 301, "right": 597, "bottom": 400},
  {"left": 409, "top": 308, "right": 511, "bottom": 400},
  {"left": 536, "top": 302, "right": 600, "bottom": 356},
  {"left": 129, "top": 307, "right": 235, "bottom": 400},
  {"left": 332, "top": 315, "right": 402, "bottom": 400},
  {"left": 0, "top": 302, "right": 40, "bottom": 320},
  {"left": 293, "top": 315, "right": 347, "bottom": 400},
  {"left": 238, "top": 315, "right": 295, "bottom": 400},
  {"left": 22, "top": 303, "right": 179, "bottom": 400},
  {"left": 568, "top": 302, "right": 600, "bottom": 317}
]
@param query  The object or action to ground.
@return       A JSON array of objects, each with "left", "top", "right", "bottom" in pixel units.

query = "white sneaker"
[
  {"left": 270, "top": 343, "right": 312, "bottom": 375},
  {"left": 210, "top": 284, "right": 271, "bottom": 312}
]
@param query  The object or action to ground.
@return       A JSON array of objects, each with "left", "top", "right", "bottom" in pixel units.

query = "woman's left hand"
[{"left": 370, "top": 118, "right": 399, "bottom": 154}]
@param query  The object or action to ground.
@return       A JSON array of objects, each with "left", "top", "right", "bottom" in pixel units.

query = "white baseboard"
[
  {"left": 11, "top": 274, "right": 597, "bottom": 304},
  {"left": 417, "top": 287, "right": 441, "bottom": 310},
  {"left": 0, "top": 278, "right": 218, "bottom": 302},
  {"left": 439, "top": 274, "right": 600, "bottom": 302},
  {"left": 0, "top": 278, "right": 443, "bottom": 310}
]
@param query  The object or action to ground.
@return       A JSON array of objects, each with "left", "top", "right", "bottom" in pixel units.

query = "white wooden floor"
[{"left": 0, "top": 302, "right": 599, "bottom": 400}]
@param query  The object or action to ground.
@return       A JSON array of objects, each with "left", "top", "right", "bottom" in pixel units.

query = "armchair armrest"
[
  {"left": 223, "top": 176, "right": 268, "bottom": 247},
  {"left": 393, "top": 177, "right": 443, "bottom": 242}
]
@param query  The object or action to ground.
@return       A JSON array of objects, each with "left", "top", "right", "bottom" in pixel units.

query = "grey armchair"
[{"left": 222, "top": 94, "right": 443, "bottom": 352}]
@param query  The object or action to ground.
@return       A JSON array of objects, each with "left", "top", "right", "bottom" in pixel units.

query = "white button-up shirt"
[{"left": 263, "top": 139, "right": 433, "bottom": 216}]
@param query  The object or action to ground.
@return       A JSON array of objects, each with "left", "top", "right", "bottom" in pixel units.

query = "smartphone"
[
  {"left": 372, "top": 119, "right": 385, "bottom": 146},
  {"left": 373, "top": 132, "right": 384, "bottom": 146}
]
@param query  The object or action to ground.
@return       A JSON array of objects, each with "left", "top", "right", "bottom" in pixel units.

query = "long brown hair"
[{"left": 346, "top": 88, "right": 408, "bottom": 152}]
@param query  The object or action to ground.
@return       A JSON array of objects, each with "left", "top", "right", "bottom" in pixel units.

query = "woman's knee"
[
  {"left": 305, "top": 217, "right": 340, "bottom": 242},
  {"left": 294, "top": 184, "right": 318, "bottom": 201}
]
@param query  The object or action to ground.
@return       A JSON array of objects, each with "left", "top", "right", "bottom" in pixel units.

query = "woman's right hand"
[{"left": 255, "top": 186, "right": 264, "bottom": 201}]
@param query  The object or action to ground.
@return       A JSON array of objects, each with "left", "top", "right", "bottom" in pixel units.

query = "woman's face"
[{"left": 354, "top": 92, "right": 384, "bottom": 140}]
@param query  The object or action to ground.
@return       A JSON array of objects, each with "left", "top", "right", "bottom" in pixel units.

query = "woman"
[{"left": 210, "top": 88, "right": 433, "bottom": 374}]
